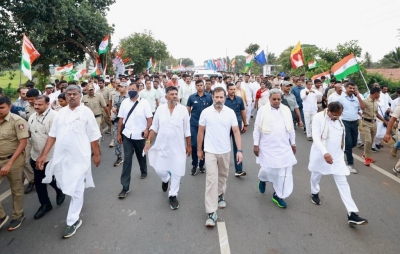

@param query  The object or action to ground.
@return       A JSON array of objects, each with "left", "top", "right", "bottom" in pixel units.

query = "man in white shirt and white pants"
[
  {"left": 241, "top": 74, "right": 254, "bottom": 124},
  {"left": 301, "top": 80, "right": 322, "bottom": 141},
  {"left": 178, "top": 76, "right": 196, "bottom": 106}
]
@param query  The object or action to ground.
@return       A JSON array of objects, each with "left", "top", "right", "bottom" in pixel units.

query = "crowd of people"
[{"left": 2, "top": 70, "right": 400, "bottom": 239}]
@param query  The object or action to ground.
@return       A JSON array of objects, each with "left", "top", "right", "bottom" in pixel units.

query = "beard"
[{"left": 214, "top": 102, "right": 223, "bottom": 108}]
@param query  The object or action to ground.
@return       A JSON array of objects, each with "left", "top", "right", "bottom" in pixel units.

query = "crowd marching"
[{"left": 3, "top": 71, "right": 400, "bottom": 239}]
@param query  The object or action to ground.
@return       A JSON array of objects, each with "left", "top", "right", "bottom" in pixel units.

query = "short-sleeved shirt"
[
  {"left": 139, "top": 88, "right": 159, "bottom": 112},
  {"left": 204, "top": 89, "right": 213, "bottom": 96},
  {"left": 224, "top": 95, "right": 245, "bottom": 123},
  {"left": 109, "top": 89, "right": 119, "bottom": 104},
  {"left": 199, "top": 106, "right": 238, "bottom": 154},
  {"left": 291, "top": 86, "right": 304, "bottom": 108},
  {"left": 282, "top": 93, "right": 299, "bottom": 111},
  {"left": 362, "top": 97, "right": 378, "bottom": 120},
  {"left": 82, "top": 94, "right": 106, "bottom": 115},
  {"left": 25, "top": 104, "right": 36, "bottom": 120},
  {"left": 98, "top": 87, "right": 110, "bottom": 105},
  {"left": 187, "top": 93, "right": 213, "bottom": 126},
  {"left": 0, "top": 112, "right": 29, "bottom": 157},
  {"left": 337, "top": 94, "right": 360, "bottom": 121},
  {"left": 118, "top": 97, "right": 153, "bottom": 140},
  {"left": 392, "top": 104, "right": 400, "bottom": 119},
  {"left": 28, "top": 108, "right": 57, "bottom": 161}
]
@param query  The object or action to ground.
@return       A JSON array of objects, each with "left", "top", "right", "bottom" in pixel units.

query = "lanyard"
[{"left": 35, "top": 109, "right": 50, "bottom": 125}]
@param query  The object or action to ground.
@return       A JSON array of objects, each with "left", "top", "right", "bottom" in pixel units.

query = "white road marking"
[
  {"left": 353, "top": 153, "right": 400, "bottom": 184},
  {"left": 217, "top": 221, "right": 231, "bottom": 254}
]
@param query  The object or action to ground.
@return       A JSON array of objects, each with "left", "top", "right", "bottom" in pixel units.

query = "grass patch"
[{"left": 0, "top": 70, "right": 29, "bottom": 88}]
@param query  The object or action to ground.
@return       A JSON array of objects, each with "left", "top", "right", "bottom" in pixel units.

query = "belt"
[
  {"left": 94, "top": 114, "right": 102, "bottom": 118},
  {"left": 362, "top": 118, "right": 376, "bottom": 123},
  {"left": 317, "top": 102, "right": 322, "bottom": 104},
  {"left": 0, "top": 154, "right": 13, "bottom": 160},
  {"left": 343, "top": 120, "right": 358, "bottom": 124}
]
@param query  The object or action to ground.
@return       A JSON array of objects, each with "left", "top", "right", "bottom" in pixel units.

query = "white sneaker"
[
  {"left": 205, "top": 212, "right": 218, "bottom": 227},
  {"left": 348, "top": 165, "right": 357, "bottom": 174},
  {"left": 218, "top": 194, "right": 226, "bottom": 209}
]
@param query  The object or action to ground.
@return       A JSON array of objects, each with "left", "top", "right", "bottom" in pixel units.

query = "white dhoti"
[
  {"left": 373, "top": 121, "right": 386, "bottom": 147},
  {"left": 246, "top": 100, "right": 253, "bottom": 123},
  {"left": 258, "top": 166, "right": 293, "bottom": 199}
]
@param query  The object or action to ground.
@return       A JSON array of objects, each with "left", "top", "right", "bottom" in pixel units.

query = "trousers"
[
  {"left": 258, "top": 166, "right": 293, "bottom": 199},
  {"left": 190, "top": 125, "right": 204, "bottom": 168},
  {"left": 343, "top": 120, "right": 359, "bottom": 166},
  {"left": 205, "top": 152, "right": 230, "bottom": 214},
  {"left": 113, "top": 123, "right": 122, "bottom": 157},
  {"left": 304, "top": 111, "right": 316, "bottom": 138},
  {"left": 246, "top": 100, "right": 253, "bottom": 124},
  {"left": 230, "top": 122, "right": 243, "bottom": 172},
  {"left": 23, "top": 139, "right": 34, "bottom": 182},
  {"left": 121, "top": 137, "right": 147, "bottom": 191},
  {"left": 362, "top": 121, "right": 377, "bottom": 159},
  {"left": 157, "top": 171, "right": 181, "bottom": 197},
  {"left": 310, "top": 171, "right": 359, "bottom": 213},
  {"left": 66, "top": 174, "right": 85, "bottom": 226}
]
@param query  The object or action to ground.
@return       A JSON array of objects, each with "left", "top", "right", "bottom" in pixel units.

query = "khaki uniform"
[
  {"left": 23, "top": 104, "right": 36, "bottom": 182},
  {"left": 108, "top": 89, "right": 119, "bottom": 145},
  {"left": 362, "top": 97, "right": 378, "bottom": 159},
  {"left": 98, "top": 88, "right": 111, "bottom": 133},
  {"left": 0, "top": 112, "right": 29, "bottom": 220},
  {"left": 82, "top": 94, "right": 107, "bottom": 130}
]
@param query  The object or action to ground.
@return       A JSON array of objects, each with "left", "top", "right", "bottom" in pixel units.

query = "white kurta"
[
  {"left": 43, "top": 105, "right": 101, "bottom": 196},
  {"left": 308, "top": 111, "right": 349, "bottom": 175},
  {"left": 148, "top": 104, "right": 191, "bottom": 177}
]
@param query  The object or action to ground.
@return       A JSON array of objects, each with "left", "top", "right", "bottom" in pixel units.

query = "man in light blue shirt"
[{"left": 336, "top": 82, "right": 365, "bottom": 173}]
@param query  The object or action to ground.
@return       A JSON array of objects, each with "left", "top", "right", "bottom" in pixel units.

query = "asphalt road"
[{"left": 1, "top": 118, "right": 400, "bottom": 254}]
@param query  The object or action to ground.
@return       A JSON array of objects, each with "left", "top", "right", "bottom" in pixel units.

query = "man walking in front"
[
  {"left": 197, "top": 87, "right": 243, "bottom": 227},
  {"left": 253, "top": 89, "right": 297, "bottom": 209},
  {"left": 144, "top": 86, "right": 191, "bottom": 210},
  {"left": 36, "top": 85, "right": 101, "bottom": 238}
]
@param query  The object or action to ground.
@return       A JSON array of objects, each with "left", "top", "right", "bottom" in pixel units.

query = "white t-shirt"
[
  {"left": 139, "top": 88, "right": 159, "bottom": 112},
  {"left": 199, "top": 106, "right": 238, "bottom": 154},
  {"left": 118, "top": 97, "right": 153, "bottom": 140}
]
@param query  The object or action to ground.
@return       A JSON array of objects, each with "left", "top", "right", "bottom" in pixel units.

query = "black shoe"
[
  {"left": 162, "top": 181, "right": 169, "bottom": 192},
  {"left": 105, "top": 131, "right": 111, "bottom": 135},
  {"left": 348, "top": 212, "right": 368, "bottom": 225},
  {"left": 235, "top": 171, "right": 247, "bottom": 177},
  {"left": 199, "top": 167, "right": 205, "bottom": 173},
  {"left": 141, "top": 172, "right": 147, "bottom": 179},
  {"left": 118, "top": 189, "right": 130, "bottom": 199},
  {"left": 24, "top": 181, "right": 35, "bottom": 194},
  {"left": 0, "top": 215, "right": 9, "bottom": 229},
  {"left": 311, "top": 193, "right": 321, "bottom": 205},
  {"left": 8, "top": 214, "right": 25, "bottom": 231},
  {"left": 169, "top": 196, "right": 179, "bottom": 210},
  {"left": 114, "top": 157, "right": 123, "bottom": 167},
  {"left": 375, "top": 144, "right": 381, "bottom": 150},
  {"left": 56, "top": 193, "right": 66, "bottom": 205},
  {"left": 371, "top": 148, "right": 377, "bottom": 153},
  {"left": 34, "top": 204, "right": 53, "bottom": 220},
  {"left": 191, "top": 166, "right": 197, "bottom": 176}
]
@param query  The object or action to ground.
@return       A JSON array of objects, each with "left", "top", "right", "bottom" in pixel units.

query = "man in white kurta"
[
  {"left": 253, "top": 89, "right": 297, "bottom": 209},
  {"left": 37, "top": 85, "right": 101, "bottom": 238},
  {"left": 308, "top": 102, "right": 368, "bottom": 225},
  {"left": 178, "top": 76, "right": 196, "bottom": 106},
  {"left": 145, "top": 86, "right": 191, "bottom": 210},
  {"left": 241, "top": 74, "right": 254, "bottom": 124},
  {"left": 300, "top": 80, "right": 322, "bottom": 140}
]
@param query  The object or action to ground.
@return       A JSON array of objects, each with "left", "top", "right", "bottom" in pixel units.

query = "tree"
[
  {"left": 119, "top": 30, "right": 169, "bottom": 73},
  {"left": 181, "top": 58, "right": 194, "bottom": 67},
  {"left": 233, "top": 55, "right": 246, "bottom": 73},
  {"left": 363, "top": 52, "right": 373, "bottom": 68},
  {"left": 244, "top": 44, "right": 260, "bottom": 55},
  {"left": 0, "top": 0, "right": 115, "bottom": 77},
  {"left": 336, "top": 40, "right": 362, "bottom": 59},
  {"left": 381, "top": 47, "right": 400, "bottom": 68},
  {"left": 267, "top": 52, "right": 277, "bottom": 65}
]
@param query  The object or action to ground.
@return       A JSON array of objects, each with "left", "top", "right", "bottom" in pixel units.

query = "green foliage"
[
  {"left": 233, "top": 55, "right": 246, "bottom": 73},
  {"left": 3, "top": 84, "right": 18, "bottom": 99},
  {"left": 244, "top": 44, "right": 260, "bottom": 55},
  {"left": 267, "top": 52, "right": 277, "bottom": 64},
  {"left": 363, "top": 52, "right": 372, "bottom": 68},
  {"left": 181, "top": 58, "right": 194, "bottom": 67},
  {"left": 381, "top": 47, "right": 400, "bottom": 68},
  {"left": 120, "top": 30, "right": 169, "bottom": 73}
]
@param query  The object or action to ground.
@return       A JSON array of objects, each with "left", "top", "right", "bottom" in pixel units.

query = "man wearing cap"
[
  {"left": 281, "top": 81, "right": 303, "bottom": 129},
  {"left": 301, "top": 80, "right": 323, "bottom": 141},
  {"left": 178, "top": 76, "right": 196, "bottom": 106},
  {"left": 97, "top": 79, "right": 112, "bottom": 135}
]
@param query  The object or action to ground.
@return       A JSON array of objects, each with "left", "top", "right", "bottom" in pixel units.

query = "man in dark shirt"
[{"left": 291, "top": 79, "right": 305, "bottom": 132}]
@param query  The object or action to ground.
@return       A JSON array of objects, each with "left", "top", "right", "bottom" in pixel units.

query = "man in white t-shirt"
[
  {"left": 178, "top": 76, "right": 196, "bottom": 106},
  {"left": 139, "top": 80, "right": 159, "bottom": 114},
  {"left": 197, "top": 87, "right": 243, "bottom": 227}
]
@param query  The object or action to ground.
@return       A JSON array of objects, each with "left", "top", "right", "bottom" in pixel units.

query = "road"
[{"left": 1, "top": 118, "right": 400, "bottom": 254}]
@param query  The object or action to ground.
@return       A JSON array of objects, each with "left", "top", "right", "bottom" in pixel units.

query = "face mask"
[{"left": 128, "top": 90, "right": 138, "bottom": 98}]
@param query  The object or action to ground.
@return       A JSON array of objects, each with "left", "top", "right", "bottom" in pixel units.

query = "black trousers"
[
  {"left": 30, "top": 158, "right": 63, "bottom": 206},
  {"left": 121, "top": 137, "right": 147, "bottom": 191}
]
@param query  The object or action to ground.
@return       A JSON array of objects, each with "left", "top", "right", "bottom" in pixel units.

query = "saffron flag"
[
  {"left": 98, "top": 35, "right": 109, "bottom": 55},
  {"left": 290, "top": 41, "right": 304, "bottom": 69},
  {"left": 56, "top": 63, "right": 74, "bottom": 74},
  {"left": 331, "top": 53, "right": 360, "bottom": 80},
  {"left": 21, "top": 35, "right": 40, "bottom": 80},
  {"left": 308, "top": 59, "right": 318, "bottom": 69},
  {"left": 311, "top": 71, "right": 331, "bottom": 81},
  {"left": 254, "top": 50, "right": 267, "bottom": 65}
]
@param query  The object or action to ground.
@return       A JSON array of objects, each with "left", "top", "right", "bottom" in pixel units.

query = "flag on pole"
[
  {"left": 245, "top": 54, "right": 252, "bottom": 69},
  {"left": 56, "top": 63, "right": 74, "bottom": 74},
  {"left": 21, "top": 34, "right": 40, "bottom": 80},
  {"left": 331, "top": 53, "right": 360, "bottom": 80},
  {"left": 98, "top": 35, "right": 109, "bottom": 55},
  {"left": 311, "top": 71, "right": 331, "bottom": 82},
  {"left": 231, "top": 58, "right": 236, "bottom": 68},
  {"left": 90, "top": 63, "right": 101, "bottom": 77},
  {"left": 290, "top": 41, "right": 304, "bottom": 69},
  {"left": 254, "top": 50, "right": 267, "bottom": 65},
  {"left": 73, "top": 69, "right": 87, "bottom": 81},
  {"left": 308, "top": 60, "right": 318, "bottom": 69},
  {"left": 147, "top": 57, "right": 152, "bottom": 70}
]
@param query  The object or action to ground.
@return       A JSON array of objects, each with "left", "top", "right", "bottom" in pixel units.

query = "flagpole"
[{"left": 354, "top": 56, "right": 369, "bottom": 91}]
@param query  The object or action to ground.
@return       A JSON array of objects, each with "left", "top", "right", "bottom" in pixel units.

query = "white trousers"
[
  {"left": 157, "top": 170, "right": 181, "bottom": 197},
  {"left": 66, "top": 175, "right": 85, "bottom": 226},
  {"left": 246, "top": 100, "right": 253, "bottom": 124},
  {"left": 304, "top": 111, "right": 316, "bottom": 138},
  {"left": 258, "top": 166, "right": 293, "bottom": 199},
  {"left": 310, "top": 171, "right": 359, "bottom": 213}
]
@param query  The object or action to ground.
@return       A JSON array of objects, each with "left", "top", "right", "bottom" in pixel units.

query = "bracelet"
[
  {"left": 237, "top": 150, "right": 243, "bottom": 153},
  {"left": 145, "top": 140, "right": 150, "bottom": 144}
]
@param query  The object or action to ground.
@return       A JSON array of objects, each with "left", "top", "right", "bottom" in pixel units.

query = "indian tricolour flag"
[
  {"left": 245, "top": 54, "right": 252, "bottom": 68},
  {"left": 331, "top": 53, "right": 360, "bottom": 80},
  {"left": 311, "top": 71, "right": 330, "bottom": 82},
  {"left": 98, "top": 35, "right": 109, "bottom": 55},
  {"left": 21, "top": 34, "right": 40, "bottom": 80},
  {"left": 56, "top": 63, "right": 74, "bottom": 74},
  {"left": 308, "top": 60, "right": 318, "bottom": 69}
]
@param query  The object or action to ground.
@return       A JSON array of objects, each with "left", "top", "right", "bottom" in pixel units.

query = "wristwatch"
[
  {"left": 244, "top": 124, "right": 249, "bottom": 127},
  {"left": 237, "top": 150, "right": 243, "bottom": 153}
]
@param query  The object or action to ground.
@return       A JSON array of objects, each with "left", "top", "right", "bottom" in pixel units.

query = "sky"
[{"left": 106, "top": 0, "right": 400, "bottom": 66}]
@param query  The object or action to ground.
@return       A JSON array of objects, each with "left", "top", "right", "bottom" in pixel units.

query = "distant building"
[{"left": 366, "top": 68, "right": 400, "bottom": 81}]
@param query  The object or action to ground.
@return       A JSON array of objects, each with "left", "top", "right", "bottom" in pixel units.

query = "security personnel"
[
  {"left": 224, "top": 83, "right": 247, "bottom": 177},
  {"left": 112, "top": 82, "right": 129, "bottom": 166},
  {"left": 361, "top": 87, "right": 388, "bottom": 166},
  {"left": 97, "top": 79, "right": 111, "bottom": 135},
  {"left": 82, "top": 84, "right": 110, "bottom": 132},
  {"left": 0, "top": 96, "right": 29, "bottom": 231},
  {"left": 108, "top": 79, "right": 120, "bottom": 147},
  {"left": 187, "top": 79, "right": 213, "bottom": 175}
]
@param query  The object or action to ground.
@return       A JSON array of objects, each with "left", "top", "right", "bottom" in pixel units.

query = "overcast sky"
[{"left": 107, "top": 0, "right": 400, "bottom": 66}]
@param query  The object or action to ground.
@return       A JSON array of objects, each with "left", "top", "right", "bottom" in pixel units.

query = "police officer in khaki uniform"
[
  {"left": 108, "top": 79, "right": 120, "bottom": 147},
  {"left": 97, "top": 79, "right": 111, "bottom": 135},
  {"left": 361, "top": 87, "right": 388, "bottom": 166},
  {"left": 0, "top": 96, "right": 29, "bottom": 231}
]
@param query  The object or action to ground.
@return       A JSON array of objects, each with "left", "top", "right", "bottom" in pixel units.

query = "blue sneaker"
[
  {"left": 272, "top": 192, "right": 287, "bottom": 208},
  {"left": 259, "top": 181, "right": 266, "bottom": 193}
]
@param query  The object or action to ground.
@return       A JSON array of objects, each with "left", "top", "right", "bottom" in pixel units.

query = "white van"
[{"left": 193, "top": 70, "right": 222, "bottom": 79}]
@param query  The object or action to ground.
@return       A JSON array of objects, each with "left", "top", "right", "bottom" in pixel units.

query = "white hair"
[{"left": 269, "top": 88, "right": 282, "bottom": 98}]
